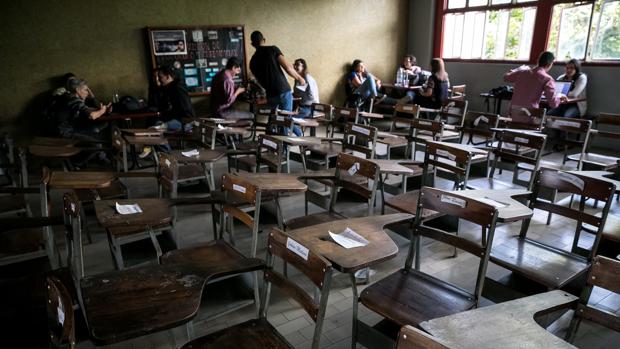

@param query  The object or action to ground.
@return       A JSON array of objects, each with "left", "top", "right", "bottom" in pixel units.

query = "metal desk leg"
[
  {"left": 350, "top": 273, "right": 359, "bottom": 349},
  {"left": 41, "top": 185, "right": 58, "bottom": 269}
]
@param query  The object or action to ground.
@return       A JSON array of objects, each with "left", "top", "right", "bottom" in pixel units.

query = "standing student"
[
  {"left": 210, "top": 56, "right": 253, "bottom": 121},
  {"left": 547, "top": 59, "right": 587, "bottom": 118},
  {"left": 249, "top": 30, "right": 305, "bottom": 112},
  {"left": 503, "top": 51, "right": 562, "bottom": 124},
  {"left": 415, "top": 58, "right": 450, "bottom": 110}
]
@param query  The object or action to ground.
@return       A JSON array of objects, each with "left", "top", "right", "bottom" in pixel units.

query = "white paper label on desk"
[
  {"left": 340, "top": 110, "right": 350, "bottom": 116},
  {"left": 295, "top": 84, "right": 308, "bottom": 92},
  {"left": 292, "top": 117, "right": 305, "bottom": 124},
  {"left": 477, "top": 197, "right": 507, "bottom": 208},
  {"left": 262, "top": 138, "right": 277, "bottom": 149},
  {"left": 233, "top": 184, "right": 246, "bottom": 194},
  {"left": 554, "top": 120, "right": 581, "bottom": 128},
  {"left": 276, "top": 116, "right": 285, "bottom": 121},
  {"left": 193, "top": 121, "right": 200, "bottom": 127},
  {"left": 181, "top": 149, "right": 200, "bottom": 157},
  {"left": 329, "top": 227, "right": 369, "bottom": 249},
  {"left": 436, "top": 149, "right": 456, "bottom": 160},
  {"left": 217, "top": 124, "right": 226, "bottom": 130},
  {"left": 165, "top": 159, "right": 171, "bottom": 167},
  {"left": 558, "top": 172, "right": 585, "bottom": 191},
  {"left": 115, "top": 139, "right": 121, "bottom": 146},
  {"left": 514, "top": 137, "right": 529, "bottom": 144},
  {"left": 403, "top": 105, "right": 413, "bottom": 111},
  {"left": 286, "top": 237, "right": 309, "bottom": 261},
  {"left": 57, "top": 302, "right": 65, "bottom": 325},
  {"left": 351, "top": 125, "right": 370, "bottom": 135},
  {"left": 440, "top": 195, "right": 467, "bottom": 208},
  {"left": 115, "top": 202, "right": 143, "bottom": 215},
  {"left": 418, "top": 120, "right": 432, "bottom": 126},
  {"left": 259, "top": 108, "right": 271, "bottom": 114},
  {"left": 348, "top": 162, "right": 360, "bottom": 176},
  {"left": 315, "top": 105, "right": 324, "bottom": 111}
]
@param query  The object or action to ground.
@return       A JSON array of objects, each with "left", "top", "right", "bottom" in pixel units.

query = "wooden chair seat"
[
  {"left": 285, "top": 211, "right": 344, "bottom": 231},
  {"left": 80, "top": 265, "right": 205, "bottom": 345},
  {"left": 73, "top": 179, "right": 127, "bottom": 203},
  {"left": 490, "top": 236, "right": 590, "bottom": 289},
  {"left": 181, "top": 318, "right": 290, "bottom": 349},
  {"left": 378, "top": 136, "right": 408, "bottom": 148},
  {"left": 384, "top": 190, "right": 442, "bottom": 220},
  {"left": 0, "top": 194, "right": 27, "bottom": 214},
  {"left": 466, "top": 177, "right": 519, "bottom": 190},
  {"left": 360, "top": 269, "right": 476, "bottom": 327},
  {"left": 517, "top": 160, "right": 571, "bottom": 172},
  {"left": 161, "top": 239, "right": 254, "bottom": 276},
  {"left": 235, "top": 153, "right": 283, "bottom": 171},
  {"left": 566, "top": 153, "right": 619, "bottom": 170}
]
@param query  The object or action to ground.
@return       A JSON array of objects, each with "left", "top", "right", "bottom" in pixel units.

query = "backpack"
[
  {"left": 114, "top": 96, "right": 146, "bottom": 113},
  {"left": 489, "top": 85, "right": 513, "bottom": 99}
]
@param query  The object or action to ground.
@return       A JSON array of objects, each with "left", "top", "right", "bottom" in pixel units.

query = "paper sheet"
[
  {"left": 181, "top": 149, "right": 200, "bottom": 157},
  {"left": 292, "top": 117, "right": 304, "bottom": 123},
  {"left": 295, "top": 84, "right": 308, "bottom": 92},
  {"left": 329, "top": 227, "right": 369, "bottom": 249},
  {"left": 217, "top": 124, "right": 226, "bottom": 130},
  {"left": 115, "top": 202, "right": 143, "bottom": 215}
]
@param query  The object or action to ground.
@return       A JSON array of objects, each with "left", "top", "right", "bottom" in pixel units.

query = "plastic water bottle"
[
  {"left": 113, "top": 92, "right": 120, "bottom": 103},
  {"left": 396, "top": 68, "right": 404, "bottom": 86}
]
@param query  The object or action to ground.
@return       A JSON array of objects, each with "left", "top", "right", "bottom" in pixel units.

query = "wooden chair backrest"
[
  {"left": 396, "top": 325, "right": 449, "bottom": 349},
  {"left": 410, "top": 118, "right": 445, "bottom": 142},
  {"left": 489, "top": 130, "right": 547, "bottom": 188},
  {"left": 507, "top": 106, "right": 547, "bottom": 130},
  {"left": 263, "top": 229, "right": 332, "bottom": 347},
  {"left": 544, "top": 116, "right": 592, "bottom": 152},
  {"left": 573, "top": 255, "right": 620, "bottom": 334},
  {"left": 393, "top": 103, "right": 421, "bottom": 118},
  {"left": 589, "top": 113, "right": 620, "bottom": 142},
  {"left": 334, "top": 152, "right": 380, "bottom": 201},
  {"left": 158, "top": 152, "right": 178, "bottom": 195},
  {"left": 196, "top": 122, "right": 217, "bottom": 149},
  {"left": 450, "top": 84, "right": 466, "bottom": 99},
  {"left": 257, "top": 134, "right": 285, "bottom": 173},
  {"left": 62, "top": 192, "right": 84, "bottom": 281},
  {"left": 334, "top": 106, "right": 359, "bottom": 125},
  {"left": 410, "top": 187, "right": 499, "bottom": 304},
  {"left": 425, "top": 141, "right": 473, "bottom": 181},
  {"left": 268, "top": 114, "right": 294, "bottom": 136},
  {"left": 438, "top": 100, "right": 468, "bottom": 128},
  {"left": 463, "top": 111, "right": 500, "bottom": 143},
  {"left": 311, "top": 103, "right": 333, "bottom": 119},
  {"left": 221, "top": 174, "right": 259, "bottom": 230},
  {"left": 46, "top": 276, "right": 76, "bottom": 349},
  {"left": 343, "top": 123, "right": 378, "bottom": 159}
]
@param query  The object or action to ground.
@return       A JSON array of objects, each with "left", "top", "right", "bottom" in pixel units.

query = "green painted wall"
[{"left": 0, "top": 0, "right": 408, "bottom": 134}]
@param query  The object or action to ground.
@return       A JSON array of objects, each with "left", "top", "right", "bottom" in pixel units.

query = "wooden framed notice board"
[{"left": 146, "top": 25, "right": 246, "bottom": 96}]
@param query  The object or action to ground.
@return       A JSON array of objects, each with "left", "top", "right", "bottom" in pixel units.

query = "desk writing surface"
[
  {"left": 99, "top": 111, "right": 159, "bottom": 122},
  {"left": 228, "top": 172, "right": 308, "bottom": 192},
  {"left": 268, "top": 135, "right": 323, "bottom": 146},
  {"left": 48, "top": 171, "right": 117, "bottom": 189},
  {"left": 29, "top": 145, "right": 82, "bottom": 158},
  {"left": 170, "top": 149, "right": 225, "bottom": 163},
  {"left": 455, "top": 189, "right": 532, "bottom": 222},
  {"left": 367, "top": 159, "right": 415, "bottom": 175},
  {"left": 94, "top": 198, "right": 173, "bottom": 228},
  {"left": 31, "top": 137, "right": 78, "bottom": 147},
  {"left": 286, "top": 213, "right": 413, "bottom": 273},
  {"left": 120, "top": 128, "right": 163, "bottom": 137},
  {"left": 420, "top": 290, "right": 578, "bottom": 349},
  {"left": 567, "top": 170, "right": 620, "bottom": 191}
]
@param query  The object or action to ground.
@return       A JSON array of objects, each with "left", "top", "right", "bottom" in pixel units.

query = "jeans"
[
  {"left": 353, "top": 74, "right": 379, "bottom": 100},
  {"left": 267, "top": 90, "right": 301, "bottom": 136},
  {"left": 547, "top": 103, "right": 580, "bottom": 118}
]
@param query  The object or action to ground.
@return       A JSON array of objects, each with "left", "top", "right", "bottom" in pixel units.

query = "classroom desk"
[
  {"left": 480, "top": 92, "right": 587, "bottom": 116},
  {"left": 420, "top": 290, "right": 578, "bottom": 349},
  {"left": 98, "top": 110, "right": 160, "bottom": 123},
  {"left": 455, "top": 189, "right": 533, "bottom": 223},
  {"left": 169, "top": 148, "right": 225, "bottom": 190},
  {"left": 268, "top": 135, "right": 325, "bottom": 172},
  {"left": 30, "top": 137, "right": 78, "bottom": 147},
  {"left": 285, "top": 213, "right": 413, "bottom": 349},
  {"left": 567, "top": 170, "right": 620, "bottom": 192}
]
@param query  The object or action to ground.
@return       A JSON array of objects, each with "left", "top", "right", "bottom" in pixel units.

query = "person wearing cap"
[
  {"left": 210, "top": 56, "right": 253, "bottom": 121},
  {"left": 249, "top": 30, "right": 305, "bottom": 113}
]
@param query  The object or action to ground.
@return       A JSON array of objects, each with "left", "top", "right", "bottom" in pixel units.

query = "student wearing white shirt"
[
  {"left": 293, "top": 58, "right": 319, "bottom": 118},
  {"left": 548, "top": 59, "right": 588, "bottom": 118}
]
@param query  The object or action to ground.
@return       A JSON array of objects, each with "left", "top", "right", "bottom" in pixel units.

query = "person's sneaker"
[
  {"left": 139, "top": 146, "right": 152, "bottom": 159},
  {"left": 375, "top": 94, "right": 387, "bottom": 104},
  {"left": 150, "top": 123, "right": 166, "bottom": 131}
]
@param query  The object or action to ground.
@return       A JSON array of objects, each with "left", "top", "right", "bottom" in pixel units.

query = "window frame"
[{"left": 434, "top": 0, "right": 620, "bottom": 66}]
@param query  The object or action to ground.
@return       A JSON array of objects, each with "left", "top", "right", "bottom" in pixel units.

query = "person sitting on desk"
[
  {"left": 415, "top": 58, "right": 450, "bottom": 110},
  {"left": 210, "top": 56, "right": 253, "bottom": 122},
  {"left": 347, "top": 59, "right": 397, "bottom": 108},
  {"left": 293, "top": 58, "right": 319, "bottom": 118},
  {"left": 503, "top": 51, "right": 562, "bottom": 124},
  {"left": 57, "top": 78, "right": 111, "bottom": 142},
  {"left": 153, "top": 65, "right": 195, "bottom": 132},
  {"left": 547, "top": 58, "right": 587, "bottom": 118}
]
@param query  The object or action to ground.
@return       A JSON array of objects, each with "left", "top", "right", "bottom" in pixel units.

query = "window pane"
[
  {"left": 443, "top": 14, "right": 456, "bottom": 57},
  {"left": 482, "top": 7, "right": 534, "bottom": 60},
  {"left": 491, "top": 0, "right": 511, "bottom": 5},
  {"left": 518, "top": 7, "right": 537, "bottom": 59},
  {"left": 592, "top": 0, "right": 620, "bottom": 60},
  {"left": 484, "top": 10, "right": 510, "bottom": 59},
  {"left": 448, "top": 0, "right": 466, "bottom": 9},
  {"left": 469, "top": 0, "right": 488, "bottom": 6},
  {"left": 516, "top": 0, "right": 537, "bottom": 3},
  {"left": 557, "top": 4, "right": 592, "bottom": 60}
]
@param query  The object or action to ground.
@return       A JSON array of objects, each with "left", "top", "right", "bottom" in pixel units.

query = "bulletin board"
[{"left": 147, "top": 25, "right": 246, "bottom": 96}]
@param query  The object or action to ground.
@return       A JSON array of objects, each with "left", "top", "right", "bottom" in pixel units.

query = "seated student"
[
  {"left": 547, "top": 58, "right": 587, "bottom": 118},
  {"left": 503, "top": 51, "right": 562, "bottom": 124},
  {"left": 293, "top": 58, "right": 319, "bottom": 118},
  {"left": 347, "top": 59, "right": 397, "bottom": 108},
  {"left": 56, "top": 79, "right": 110, "bottom": 142},
  {"left": 394, "top": 54, "right": 422, "bottom": 102},
  {"left": 152, "top": 65, "right": 195, "bottom": 132},
  {"left": 415, "top": 58, "right": 450, "bottom": 110},
  {"left": 210, "top": 57, "right": 253, "bottom": 121}
]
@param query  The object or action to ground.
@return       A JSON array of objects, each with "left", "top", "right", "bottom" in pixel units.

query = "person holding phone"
[{"left": 210, "top": 56, "right": 253, "bottom": 121}]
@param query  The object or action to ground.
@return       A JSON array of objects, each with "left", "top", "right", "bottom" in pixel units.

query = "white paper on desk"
[
  {"left": 217, "top": 124, "right": 226, "bottom": 130},
  {"left": 477, "top": 197, "right": 507, "bottom": 208},
  {"left": 115, "top": 202, "right": 143, "bottom": 215},
  {"left": 348, "top": 162, "right": 360, "bottom": 176},
  {"left": 181, "top": 149, "right": 200, "bottom": 157},
  {"left": 287, "top": 137, "right": 302, "bottom": 142},
  {"left": 329, "top": 227, "right": 369, "bottom": 249},
  {"left": 295, "top": 84, "right": 308, "bottom": 92}
]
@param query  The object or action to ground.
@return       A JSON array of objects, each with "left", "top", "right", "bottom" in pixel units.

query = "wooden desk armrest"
[
  {"left": 319, "top": 138, "right": 343, "bottom": 143},
  {"left": 169, "top": 192, "right": 225, "bottom": 206},
  {"left": 0, "top": 187, "right": 39, "bottom": 194}
]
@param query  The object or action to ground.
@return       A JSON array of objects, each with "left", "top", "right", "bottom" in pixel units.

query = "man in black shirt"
[
  {"left": 249, "top": 31, "right": 305, "bottom": 112},
  {"left": 154, "top": 65, "right": 195, "bottom": 132},
  {"left": 57, "top": 79, "right": 110, "bottom": 142}
]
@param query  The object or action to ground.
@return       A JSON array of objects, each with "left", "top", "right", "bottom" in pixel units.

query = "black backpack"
[{"left": 489, "top": 85, "right": 513, "bottom": 99}]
